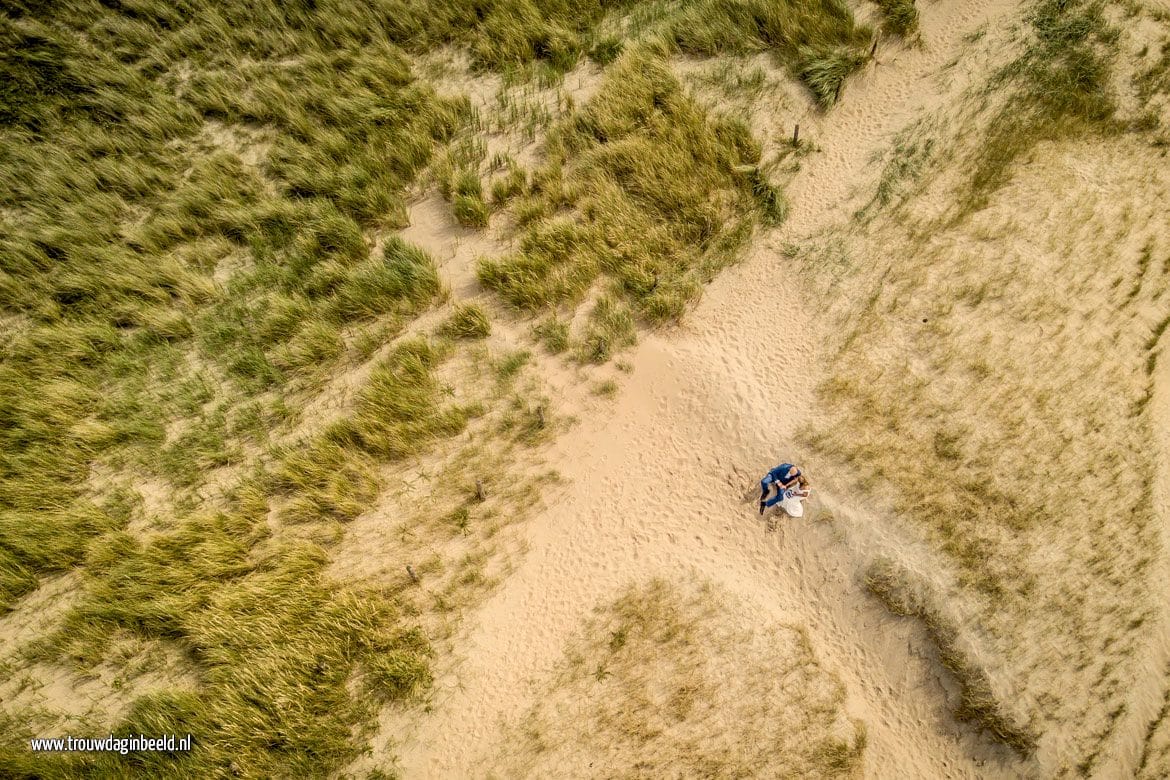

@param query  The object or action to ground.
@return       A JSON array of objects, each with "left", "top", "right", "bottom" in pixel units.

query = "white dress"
[{"left": 776, "top": 489, "right": 807, "bottom": 517}]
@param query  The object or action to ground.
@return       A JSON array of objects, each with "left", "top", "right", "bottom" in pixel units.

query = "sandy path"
[{"left": 397, "top": 2, "right": 1027, "bottom": 777}]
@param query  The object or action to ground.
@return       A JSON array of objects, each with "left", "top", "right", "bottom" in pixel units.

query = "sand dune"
[
  {"left": 381, "top": 2, "right": 1045, "bottom": 777},
  {"left": 5, "top": 0, "right": 1168, "bottom": 776}
]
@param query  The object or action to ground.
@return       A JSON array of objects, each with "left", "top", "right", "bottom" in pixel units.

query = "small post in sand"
[{"left": 792, "top": 124, "right": 800, "bottom": 147}]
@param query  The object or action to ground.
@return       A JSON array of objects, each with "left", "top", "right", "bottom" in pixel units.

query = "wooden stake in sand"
[{"left": 793, "top": 124, "right": 800, "bottom": 146}]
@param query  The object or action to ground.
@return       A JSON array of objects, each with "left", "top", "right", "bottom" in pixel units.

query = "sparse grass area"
[
  {"left": 593, "top": 379, "right": 620, "bottom": 397},
  {"left": 533, "top": 317, "right": 571, "bottom": 353},
  {"left": 865, "top": 560, "right": 1037, "bottom": 754},
  {"left": 578, "top": 295, "right": 638, "bottom": 363},
  {"left": 489, "top": 578, "right": 865, "bottom": 777},
  {"left": 1135, "top": 38, "right": 1170, "bottom": 101},
  {"left": 798, "top": 3, "right": 1170, "bottom": 764},
  {"left": 856, "top": 119, "right": 938, "bottom": 220},
  {"left": 1138, "top": 668, "right": 1170, "bottom": 779},
  {"left": 964, "top": 0, "right": 1121, "bottom": 211}
]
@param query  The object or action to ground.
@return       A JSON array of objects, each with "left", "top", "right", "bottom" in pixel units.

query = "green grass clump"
[
  {"left": 452, "top": 170, "right": 490, "bottom": 228},
  {"left": 328, "top": 340, "right": 477, "bottom": 460},
  {"left": 480, "top": 49, "right": 778, "bottom": 325},
  {"left": 491, "top": 166, "right": 528, "bottom": 204},
  {"left": 875, "top": 0, "right": 919, "bottom": 37},
  {"left": 966, "top": 0, "right": 1119, "bottom": 209},
  {"left": 579, "top": 295, "right": 638, "bottom": 363},
  {"left": 533, "top": 317, "right": 571, "bottom": 353},
  {"left": 795, "top": 46, "right": 867, "bottom": 107},
  {"left": 454, "top": 193, "right": 491, "bottom": 228},
  {"left": 330, "top": 237, "right": 442, "bottom": 322},
  {"left": 590, "top": 35, "right": 625, "bottom": 65},
  {"left": 457, "top": 0, "right": 613, "bottom": 72},
  {"left": 441, "top": 303, "right": 493, "bottom": 339},
  {"left": 643, "top": 0, "right": 870, "bottom": 105}
]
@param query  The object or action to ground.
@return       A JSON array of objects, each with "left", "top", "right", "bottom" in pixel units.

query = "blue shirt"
[{"left": 764, "top": 463, "right": 799, "bottom": 486}]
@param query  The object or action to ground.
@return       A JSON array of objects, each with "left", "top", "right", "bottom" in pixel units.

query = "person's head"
[{"left": 797, "top": 475, "right": 810, "bottom": 488}]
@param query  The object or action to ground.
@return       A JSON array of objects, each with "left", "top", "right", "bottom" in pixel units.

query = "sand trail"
[{"left": 397, "top": 1, "right": 1029, "bottom": 777}]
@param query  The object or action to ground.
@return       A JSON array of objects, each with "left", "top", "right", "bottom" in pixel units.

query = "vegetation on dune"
[
  {"left": 0, "top": 1, "right": 475, "bottom": 775},
  {"left": 1, "top": 340, "right": 475, "bottom": 777},
  {"left": 478, "top": 49, "right": 781, "bottom": 333},
  {"left": 1139, "top": 667, "right": 1170, "bottom": 779},
  {"left": 492, "top": 579, "right": 866, "bottom": 777},
  {"left": 966, "top": 0, "right": 1120, "bottom": 209},
  {"left": 865, "top": 560, "right": 1037, "bottom": 754},
  {"left": 440, "top": 303, "right": 493, "bottom": 339},
  {"left": 875, "top": 0, "right": 919, "bottom": 38},
  {"left": 801, "top": 0, "right": 1170, "bottom": 764},
  {"left": 613, "top": 0, "right": 872, "bottom": 105},
  {"left": 0, "top": 0, "right": 874, "bottom": 773},
  {"left": 0, "top": 0, "right": 463, "bottom": 604}
]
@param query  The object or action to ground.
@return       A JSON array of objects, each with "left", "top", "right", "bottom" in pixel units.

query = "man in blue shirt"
[{"left": 759, "top": 463, "right": 807, "bottom": 515}]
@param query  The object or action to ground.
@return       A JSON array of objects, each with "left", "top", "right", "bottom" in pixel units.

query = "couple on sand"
[{"left": 759, "top": 462, "right": 810, "bottom": 515}]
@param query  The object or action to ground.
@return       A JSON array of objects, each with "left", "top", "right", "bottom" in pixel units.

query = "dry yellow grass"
[
  {"left": 1139, "top": 663, "right": 1170, "bottom": 778},
  {"left": 485, "top": 578, "right": 865, "bottom": 779},
  {"left": 792, "top": 6, "right": 1170, "bottom": 769}
]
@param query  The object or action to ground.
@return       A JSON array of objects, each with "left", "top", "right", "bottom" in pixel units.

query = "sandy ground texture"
[{"left": 379, "top": 1, "right": 1040, "bottom": 778}]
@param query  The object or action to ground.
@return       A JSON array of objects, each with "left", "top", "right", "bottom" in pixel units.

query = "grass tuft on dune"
[{"left": 478, "top": 48, "right": 778, "bottom": 332}]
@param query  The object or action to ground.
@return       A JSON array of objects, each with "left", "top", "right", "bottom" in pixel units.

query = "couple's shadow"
[{"left": 738, "top": 483, "right": 789, "bottom": 534}]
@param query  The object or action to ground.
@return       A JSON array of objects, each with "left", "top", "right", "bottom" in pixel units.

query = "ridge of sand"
[
  {"left": 392, "top": 2, "right": 1028, "bottom": 778},
  {"left": 1121, "top": 321, "right": 1170, "bottom": 776}
]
